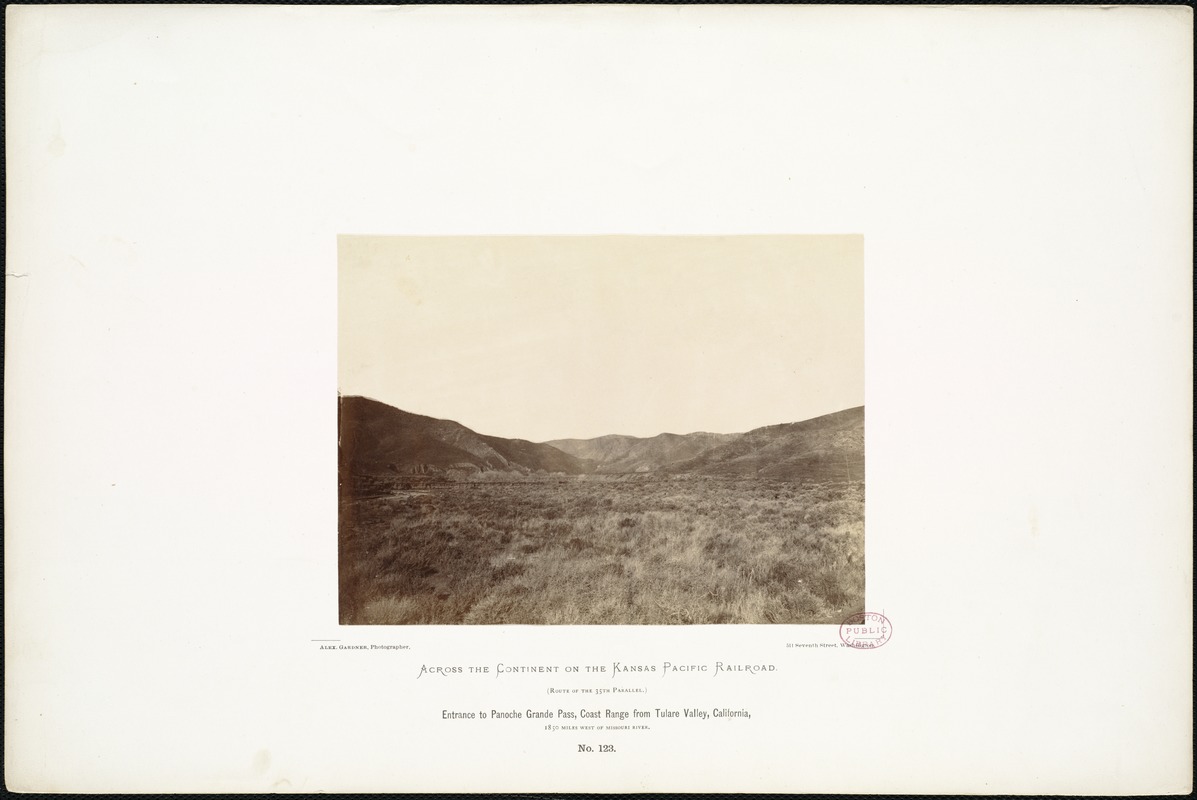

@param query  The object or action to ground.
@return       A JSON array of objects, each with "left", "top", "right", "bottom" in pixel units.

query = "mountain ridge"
[{"left": 339, "top": 395, "right": 863, "bottom": 482}]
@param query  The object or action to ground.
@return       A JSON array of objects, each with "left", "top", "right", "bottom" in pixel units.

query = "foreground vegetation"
[{"left": 339, "top": 476, "right": 864, "bottom": 625}]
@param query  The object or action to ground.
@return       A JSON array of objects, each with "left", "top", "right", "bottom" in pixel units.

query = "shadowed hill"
[{"left": 339, "top": 396, "right": 590, "bottom": 478}]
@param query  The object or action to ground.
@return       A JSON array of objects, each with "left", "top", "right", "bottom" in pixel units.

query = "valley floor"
[{"left": 338, "top": 476, "right": 864, "bottom": 625}]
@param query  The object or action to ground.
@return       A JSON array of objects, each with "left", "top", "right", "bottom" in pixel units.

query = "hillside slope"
[
  {"left": 339, "top": 396, "right": 589, "bottom": 478},
  {"left": 665, "top": 406, "right": 864, "bottom": 481}
]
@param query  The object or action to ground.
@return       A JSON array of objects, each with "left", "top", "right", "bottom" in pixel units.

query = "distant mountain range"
[
  {"left": 339, "top": 395, "right": 863, "bottom": 483},
  {"left": 546, "top": 431, "right": 740, "bottom": 474}
]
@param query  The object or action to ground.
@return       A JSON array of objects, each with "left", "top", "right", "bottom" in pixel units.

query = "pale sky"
[{"left": 339, "top": 235, "right": 863, "bottom": 442}]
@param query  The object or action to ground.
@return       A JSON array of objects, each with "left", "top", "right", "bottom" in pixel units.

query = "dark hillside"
[{"left": 339, "top": 396, "right": 590, "bottom": 478}]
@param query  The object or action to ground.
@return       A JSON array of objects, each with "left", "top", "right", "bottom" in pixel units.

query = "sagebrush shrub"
[{"left": 339, "top": 477, "right": 864, "bottom": 624}]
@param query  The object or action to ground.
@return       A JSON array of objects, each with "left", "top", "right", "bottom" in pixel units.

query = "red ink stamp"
[{"left": 839, "top": 611, "right": 891, "bottom": 649}]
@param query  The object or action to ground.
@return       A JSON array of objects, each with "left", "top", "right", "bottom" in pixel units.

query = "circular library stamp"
[{"left": 839, "top": 611, "right": 892, "bottom": 649}]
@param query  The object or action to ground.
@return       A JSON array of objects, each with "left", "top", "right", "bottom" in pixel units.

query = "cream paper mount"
[{"left": 4, "top": 4, "right": 1192, "bottom": 794}]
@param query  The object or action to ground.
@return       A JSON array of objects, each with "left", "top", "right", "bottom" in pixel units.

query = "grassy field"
[{"left": 338, "top": 477, "right": 864, "bottom": 625}]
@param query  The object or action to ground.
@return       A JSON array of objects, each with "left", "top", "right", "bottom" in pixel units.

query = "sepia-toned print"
[{"left": 338, "top": 236, "right": 864, "bottom": 624}]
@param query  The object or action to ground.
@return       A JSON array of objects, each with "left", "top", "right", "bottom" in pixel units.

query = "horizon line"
[{"left": 338, "top": 392, "right": 864, "bottom": 443}]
